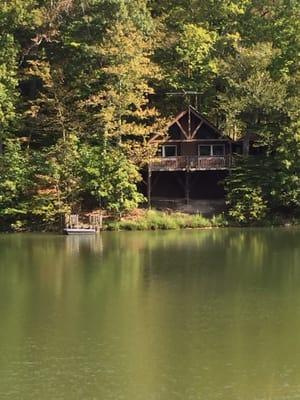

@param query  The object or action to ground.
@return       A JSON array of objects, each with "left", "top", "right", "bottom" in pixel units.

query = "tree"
[
  {"left": 217, "top": 42, "right": 288, "bottom": 139},
  {"left": 169, "top": 24, "right": 217, "bottom": 92},
  {"left": 24, "top": 59, "right": 79, "bottom": 145},
  {"left": 81, "top": 143, "right": 144, "bottom": 215},
  {"left": 81, "top": 18, "right": 163, "bottom": 148},
  {"left": 225, "top": 156, "right": 270, "bottom": 223},
  {"left": 0, "top": 34, "right": 19, "bottom": 150},
  {"left": 1, "top": 0, "right": 300, "bottom": 229},
  {"left": 31, "top": 134, "right": 82, "bottom": 226},
  {"left": 0, "top": 139, "right": 32, "bottom": 229}
]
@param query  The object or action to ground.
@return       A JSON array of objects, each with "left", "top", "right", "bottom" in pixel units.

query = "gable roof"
[{"left": 150, "top": 106, "right": 232, "bottom": 143}]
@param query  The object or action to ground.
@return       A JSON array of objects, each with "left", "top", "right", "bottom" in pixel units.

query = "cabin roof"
[{"left": 150, "top": 106, "right": 233, "bottom": 143}]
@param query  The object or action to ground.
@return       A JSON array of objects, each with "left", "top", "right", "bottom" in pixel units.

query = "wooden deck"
[{"left": 149, "top": 155, "right": 232, "bottom": 171}]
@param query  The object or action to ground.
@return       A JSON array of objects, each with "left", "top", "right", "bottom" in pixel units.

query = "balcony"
[{"left": 149, "top": 155, "right": 232, "bottom": 171}]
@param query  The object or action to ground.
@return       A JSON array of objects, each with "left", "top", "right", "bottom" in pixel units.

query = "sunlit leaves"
[{"left": 80, "top": 143, "right": 144, "bottom": 215}]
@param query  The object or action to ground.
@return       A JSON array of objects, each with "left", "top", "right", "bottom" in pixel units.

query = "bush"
[
  {"left": 227, "top": 186, "right": 268, "bottom": 224},
  {"left": 106, "top": 210, "right": 220, "bottom": 231},
  {"left": 81, "top": 144, "right": 144, "bottom": 216},
  {"left": 225, "top": 156, "right": 270, "bottom": 224}
]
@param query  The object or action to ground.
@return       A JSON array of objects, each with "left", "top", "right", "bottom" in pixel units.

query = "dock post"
[{"left": 99, "top": 213, "right": 103, "bottom": 231}]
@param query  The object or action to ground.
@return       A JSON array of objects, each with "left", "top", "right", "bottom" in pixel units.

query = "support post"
[
  {"left": 185, "top": 171, "right": 190, "bottom": 205},
  {"left": 243, "top": 137, "right": 249, "bottom": 156},
  {"left": 147, "top": 166, "right": 152, "bottom": 208},
  {"left": 229, "top": 141, "right": 232, "bottom": 169},
  {"left": 188, "top": 106, "right": 191, "bottom": 138}
]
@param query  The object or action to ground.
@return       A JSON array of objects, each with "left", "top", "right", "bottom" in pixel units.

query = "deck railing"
[{"left": 150, "top": 155, "right": 232, "bottom": 171}]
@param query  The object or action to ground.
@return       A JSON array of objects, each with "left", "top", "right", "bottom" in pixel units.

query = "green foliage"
[
  {"left": 0, "top": 34, "right": 19, "bottom": 139},
  {"left": 165, "top": 23, "right": 218, "bottom": 92},
  {"left": 225, "top": 147, "right": 300, "bottom": 224},
  {"left": 81, "top": 143, "right": 144, "bottom": 215},
  {"left": 270, "top": 123, "right": 300, "bottom": 209},
  {"left": 0, "top": 0, "right": 300, "bottom": 230},
  {"left": 107, "top": 210, "right": 217, "bottom": 230},
  {"left": 0, "top": 0, "right": 39, "bottom": 142},
  {"left": 218, "top": 42, "right": 288, "bottom": 140},
  {"left": 225, "top": 156, "right": 270, "bottom": 223},
  {"left": 30, "top": 135, "right": 82, "bottom": 225},
  {"left": 0, "top": 140, "right": 31, "bottom": 228},
  {"left": 227, "top": 186, "right": 268, "bottom": 224}
]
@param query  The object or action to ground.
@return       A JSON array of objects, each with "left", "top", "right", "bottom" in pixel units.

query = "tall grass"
[{"left": 106, "top": 210, "right": 228, "bottom": 231}]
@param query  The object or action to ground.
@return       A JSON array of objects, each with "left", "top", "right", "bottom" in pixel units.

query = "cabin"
[{"left": 146, "top": 106, "right": 234, "bottom": 211}]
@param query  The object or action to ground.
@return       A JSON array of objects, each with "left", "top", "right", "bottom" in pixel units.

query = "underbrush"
[{"left": 106, "top": 210, "right": 228, "bottom": 231}]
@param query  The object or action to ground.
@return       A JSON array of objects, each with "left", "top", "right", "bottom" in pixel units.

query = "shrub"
[
  {"left": 106, "top": 210, "right": 222, "bottom": 231},
  {"left": 227, "top": 186, "right": 268, "bottom": 224}
]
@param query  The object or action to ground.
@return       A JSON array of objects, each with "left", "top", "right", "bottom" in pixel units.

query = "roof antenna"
[
  {"left": 166, "top": 90, "right": 201, "bottom": 110},
  {"left": 166, "top": 90, "right": 201, "bottom": 137}
]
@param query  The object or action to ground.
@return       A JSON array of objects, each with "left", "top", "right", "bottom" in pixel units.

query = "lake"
[{"left": 1, "top": 228, "right": 300, "bottom": 399}]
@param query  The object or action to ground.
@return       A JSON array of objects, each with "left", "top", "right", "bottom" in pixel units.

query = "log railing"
[{"left": 150, "top": 155, "right": 232, "bottom": 171}]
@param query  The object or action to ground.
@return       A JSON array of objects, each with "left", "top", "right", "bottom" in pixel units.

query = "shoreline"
[{"left": 1, "top": 209, "right": 299, "bottom": 233}]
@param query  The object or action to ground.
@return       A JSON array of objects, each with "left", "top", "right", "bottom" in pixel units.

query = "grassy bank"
[
  {"left": 106, "top": 210, "right": 228, "bottom": 231},
  {"left": 1, "top": 209, "right": 300, "bottom": 233},
  {"left": 105, "top": 209, "right": 300, "bottom": 231}
]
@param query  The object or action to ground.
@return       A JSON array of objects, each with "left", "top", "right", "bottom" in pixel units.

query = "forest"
[{"left": 0, "top": 0, "right": 300, "bottom": 230}]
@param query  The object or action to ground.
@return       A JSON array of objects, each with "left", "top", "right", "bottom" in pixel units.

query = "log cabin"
[{"left": 146, "top": 106, "right": 234, "bottom": 210}]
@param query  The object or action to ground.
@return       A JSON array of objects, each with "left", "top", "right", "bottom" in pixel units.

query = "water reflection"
[
  {"left": 65, "top": 234, "right": 104, "bottom": 255},
  {"left": 0, "top": 228, "right": 300, "bottom": 399}
]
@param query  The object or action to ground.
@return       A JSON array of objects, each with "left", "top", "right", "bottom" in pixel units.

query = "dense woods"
[{"left": 0, "top": 0, "right": 300, "bottom": 229}]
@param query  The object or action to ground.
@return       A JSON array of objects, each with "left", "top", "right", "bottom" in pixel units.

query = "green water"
[{"left": 1, "top": 229, "right": 300, "bottom": 399}]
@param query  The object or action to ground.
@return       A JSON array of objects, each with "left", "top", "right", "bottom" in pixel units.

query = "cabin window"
[
  {"left": 162, "top": 145, "right": 177, "bottom": 157},
  {"left": 199, "top": 145, "right": 211, "bottom": 156},
  {"left": 212, "top": 145, "right": 225, "bottom": 156},
  {"left": 199, "top": 144, "right": 225, "bottom": 157}
]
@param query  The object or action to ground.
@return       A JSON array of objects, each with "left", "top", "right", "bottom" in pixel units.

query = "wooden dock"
[{"left": 64, "top": 213, "right": 103, "bottom": 234}]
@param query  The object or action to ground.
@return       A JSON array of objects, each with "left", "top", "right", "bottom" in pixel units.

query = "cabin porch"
[{"left": 150, "top": 155, "right": 232, "bottom": 171}]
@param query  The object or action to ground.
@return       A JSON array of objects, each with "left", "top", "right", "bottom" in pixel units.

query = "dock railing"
[{"left": 65, "top": 213, "right": 103, "bottom": 231}]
